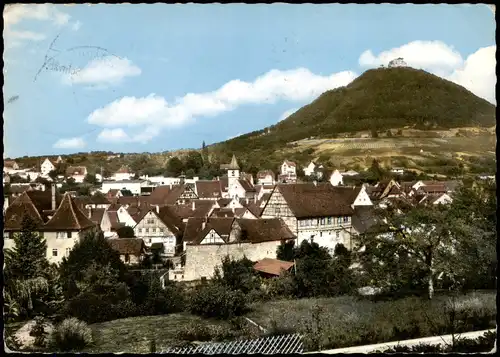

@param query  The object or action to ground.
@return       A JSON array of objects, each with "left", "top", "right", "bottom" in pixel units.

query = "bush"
[
  {"left": 175, "top": 322, "right": 234, "bottom": 342},
  {"left": 265, "top": 271, "right": 297, "bottom": 299},
  {"left": 30, "top": 316, "right": 49, "bottom": 348},
  {"left": 49, "top": 318, "right": 93, "bottom": 352},
  {"left": 64, "top": 293, "right": 138, "bottom": 323},
  {"left": 188, "top": 283, "right": 248, "bottom": 320}
]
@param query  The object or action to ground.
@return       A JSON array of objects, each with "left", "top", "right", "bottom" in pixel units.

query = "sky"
[{"left": 3, "top": 4, "right": 496, "bottom": 159}]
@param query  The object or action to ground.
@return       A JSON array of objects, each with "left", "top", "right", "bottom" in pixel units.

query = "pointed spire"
[{"left": 228, "top": 154, "right": 240, "bottom": 170}]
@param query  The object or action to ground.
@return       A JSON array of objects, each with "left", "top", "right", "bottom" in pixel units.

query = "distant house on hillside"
[
  {"left": 390, "top": 167, "right": 405, "bottom": 175},
  {"left": 256, "top": 170, "right": 275, "bottom": 186},
  {"left": 3, "top": 160, "right": 19, "bottom": 173},
  {"left": 279, "top": 160, "right": 297, "bottom": 183},
  {"left": 112, "top": 166, "right": 134, "bottom": 181},
  {"left": 66, "top": 166, "right": 88, "bottom": 183},
  {"left": 329, "top": 170, "right": 344, "bottom": 186}
]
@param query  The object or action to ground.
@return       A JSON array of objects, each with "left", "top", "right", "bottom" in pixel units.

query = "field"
[
  {"left": 290, "top": 130, "right": 496, "bottom": 172},
  {"left": 84, "top": 313, "right": 232, "bottom": 353},
  {"left": 245, "top": 291, "right": 497, "bottom": 351}
]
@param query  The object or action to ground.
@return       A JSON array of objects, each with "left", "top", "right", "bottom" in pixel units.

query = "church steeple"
[{"left": 228, "top": 154, "right": 240, "bottom": 170}]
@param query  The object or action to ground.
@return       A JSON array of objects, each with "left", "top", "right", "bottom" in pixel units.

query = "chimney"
[
  {"left": 88, "top": 207, "right": 92, "bottom": 219},
  {"left": 4, "top": 196, "right": 9, "bottom": 209},
  {"left": 245, "top": 197, "right": 249, "bottom": 205},
  {"left": 202, "top": 221, "right": 206, "bottom": 230},
  {"left": 156, "top": 205, "right": 159, "bottom": 214},
  {"left": 192, "top": 201, "right": 196, "bottom": 210},
  {"left": 51, "top": 183, "right": 56, "bottom": 210}
]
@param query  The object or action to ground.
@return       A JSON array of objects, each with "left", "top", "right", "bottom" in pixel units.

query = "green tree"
[
  {"left": 184, "top": 151, "right": 204, "bottom": 174},
  {"left": 165, "top": 157, "right": 184, "bottom": 177},
  {"left": 59, "top": 231, "right": 127, "bottom": 299},
  {"left": 4, "top": 215, "right": 51, "bottom": 317},
  {"left": 83, "top": 173, "right": 98, "bottom": 185},
  {"left": 276, "top": 240, "right": 295, "bottom": 262},
  {"left": 202, "top": 141, "right": 209, "bottom": 164},
  {"left": 213, "top": 256, "right": 260, "bottom": 294},
  {"left": 371, "top": 129, "right": 379, "bottom": 138}
]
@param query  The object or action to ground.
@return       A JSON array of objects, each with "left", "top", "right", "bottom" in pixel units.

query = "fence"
[{"left": 162, "top": 333, "right": 304, "bottom": 354}]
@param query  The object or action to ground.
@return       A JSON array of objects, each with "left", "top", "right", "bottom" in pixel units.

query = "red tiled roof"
[
  {"left": 238, "top": 179, "right": 256, "bottom": 192},
  {"left": 192, "top": 200, "right": 216, "bottom": 218},
  {"left": 283, "top": 160, "right": 296, "bottom": 167},
  {"left": 195, "top": 180, "right": 222, "bottom": 199},
  {"left": 182, "top": 217, "right": 205, "bottom": 243},
  {"left": 166, "top": 204, "right": 195, "bottom": 220},
  {"left": 191, "top": 217, "right": 235, "bottom": 244},
  {"left": 3, "top": 192, "right": 45, "bottom": 230},
  {"left": 275, "top": 183, "right": 356, "bottom": 218},
  {"left": 89, "top": 208, "right": 106, "bottom": 225},
  {"left": 106, "top": 211, "right": 123, "bottom": 230},
  {"left": 234, "top": 218, "right": 295, "bottom": 243},
  {"left": 44, "top": 193, "right": 96, "bottom": 231},
  {"left": 116, "top": 166, "right": 130, "bottom": 174},
  {"left": 254, "top": 258, "right": 294, "bottom": 276},
  {"left": 108, "top": 238, "right": 146, "bottom": 255},
  {"left": 66, "top": 166, "right": 87, "bottom": 176}
]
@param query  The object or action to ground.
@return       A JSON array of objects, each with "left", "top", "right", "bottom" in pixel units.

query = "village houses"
[
  {"left": 66, "top": 166, "right": 88, "bottom": 183},
  {"left": 278, "top": 160, "right": 297, "bottom": 183},
  {"left": 40, "top": 156, "right": 63, "bottom": 177},
  {"left": 3, "top": 185, "right": 97, "bottom": 264},
  {"left": 261, "top": 182, "right": 373, "bottom": 254}
]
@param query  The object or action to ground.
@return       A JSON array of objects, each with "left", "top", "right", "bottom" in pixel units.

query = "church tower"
[{"left": 227, "top": 154, "right": 240, "bottom": 198}]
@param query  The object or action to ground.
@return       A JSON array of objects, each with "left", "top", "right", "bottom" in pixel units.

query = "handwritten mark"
[{"left": 7, "top": 95, "right": 19, "bottom": 104}]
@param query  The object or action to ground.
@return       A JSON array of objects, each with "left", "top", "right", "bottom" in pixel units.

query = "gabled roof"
[
  {"left": 66, "top": 166, "right": 87, "bottom": 176},
  {"left": 182, "top": 217, "right": 205, "bottom": 243},
  {"left": 108, "top": 238, "right": 146, "bottom": 255},
  {"left": 217, "top": 198, "right": 232, "bottom": 208},
  {"left": 195, "top": 180, "right": 222, "bottom": 199},
  {"left": 254, "top": 258, "right": 294, "bottom": 276},
  {"left": 234, "top": 218, "right": 295, "bottom": 243},
  {"left": 283, "top": 160, "right": 296, "bottom": 167},
  {"left": 3, "top": 191, "right": 45, "bottom": 230},
  {"left": 89, "top": 208, "right": 106, "bottom": 225},
  {"left": 257, "top": 170, "right": 275, "bottom": 179},
  {"left": 44, "top": 193, "right": 96, "bottom": 231},
  {"left": 193, "top": 217, "right": 235, "bottom": 244},
  {"left": 166, "top": 204, "right": 195, "bottom": 220},
  {"left": 106, "top": 211, "right": 124, "bottom": 230},
  {"left": 115, "top": 166, "right": 130, "bottom": 174},
  {"left": 158, "top": 205, "right": 186, "bottom": 235},
  {"left": 238, "top": 179, "right": 256, "bottom": 192},
  {"left": 274, "top": 183, "right": 355, "bottom": 218},
  {"left": 192, "top": 200, "right": 216, "bottom": 218}
]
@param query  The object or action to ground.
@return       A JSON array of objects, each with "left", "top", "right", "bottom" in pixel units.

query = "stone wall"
[{"left": 183, "top": 240, "right": 282, "bottom": 281}]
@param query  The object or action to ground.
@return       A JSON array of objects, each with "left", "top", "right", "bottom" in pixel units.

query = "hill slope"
[{"left": 214, "top": 67, "right": 496, "bottom": 157}]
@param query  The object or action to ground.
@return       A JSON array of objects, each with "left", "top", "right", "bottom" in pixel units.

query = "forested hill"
[{"left": 213, "top": 67, "right": 496, "bottom": 158}]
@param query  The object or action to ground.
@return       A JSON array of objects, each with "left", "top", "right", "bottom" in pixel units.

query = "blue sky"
[{"left": 3, "top": 4, "right": 496, "bottom": 159}]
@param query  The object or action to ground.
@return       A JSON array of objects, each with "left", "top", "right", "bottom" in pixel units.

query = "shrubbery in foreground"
[
  {"left": 188, "top": 283, "right": 248, "bottom": 320},
  {"left": 48, "top": 317, "right": 93, "bottom": 352}
]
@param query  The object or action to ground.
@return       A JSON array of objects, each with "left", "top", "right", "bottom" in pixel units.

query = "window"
[
  {"left": 159, "top": 228, "right": 164, "bottom": 233},
  {"left": 321, "top": 218, "right": 326, "bottom": 225},
  {"left": 138, "top": 228, "right": 142, "bottom": 234},
  {"left": 52, "top": 249, "right": 58, "bottom": 257},
  {"left": 337, "top": 217, "right": 342, "bottom": 225},
  {"left": 148, "top": 239, "right": 152, "bottom": 243},
  {"left": 336, "top": 231, "right": 340, "bottom": 239},
  {"left": 327, "top": 217, "right": 332, "bottom": 225},
  {"left": 320, "top": 232, "right": 323, "bottom": 237},
  {"left": 56, "top": 232, "right": 65, "bottom": 239},
  {"left": 67, "top": 232, "right": 72, "bottom": 238},
  {"left": 145, "top": 228, "right": 149, "bottom": 233},
  {"left": 343, "top": 216, "right": 349, "bottom": 223},
  {"left": 152, "top": 228, "right": 156, "bottom": 233},
  {"left": 65, "top": 248, "right": 71, "bottom": 256},
  {"left": 125, "top": 254, "right": 130, "bottom": 263},
  {"left": 4, "top": 232, "right": 10, "bottom": 239},
  {"left": 147, "top": 219, "right": 154, "bottom": 224}
]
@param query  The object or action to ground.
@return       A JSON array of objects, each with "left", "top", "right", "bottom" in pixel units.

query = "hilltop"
[{"left": 207, "top": 67, "right": 495, "bottom": 173}]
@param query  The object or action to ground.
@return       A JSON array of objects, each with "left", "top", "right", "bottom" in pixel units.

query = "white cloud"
[
  {"left": 53, "top": 137, "right": 86, "bottom": 149},
  {"left": 68, "top": 56, "right": 141, "bottom": 86},
  {"left": 96, "top": 128, "right": 130, "bottom": 143},
  {"left": 279, "top": 108, "right": 298, "bottom": 122},
  {"left": 359, "top": 41, "right": 496, "bottom": 104},
  {"left": 4, "top": 4, "right": 79, "bottom": 48},
  {"left": 71, "top": 20, "right": 82, "bottom": 31},
  {"left": 87, "top": 68, "right": 358, "bottom": 143}
]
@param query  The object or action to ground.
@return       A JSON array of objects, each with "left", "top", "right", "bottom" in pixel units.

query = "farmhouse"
[
  {"left": 261, "top": 183, "right": 373, "bottom": 253},
  {"left": 66, "top": 166, "right": 88, "bottom": 183},
  {"left": 108, "top": 238, "right": 147, "bottom": 265}
]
